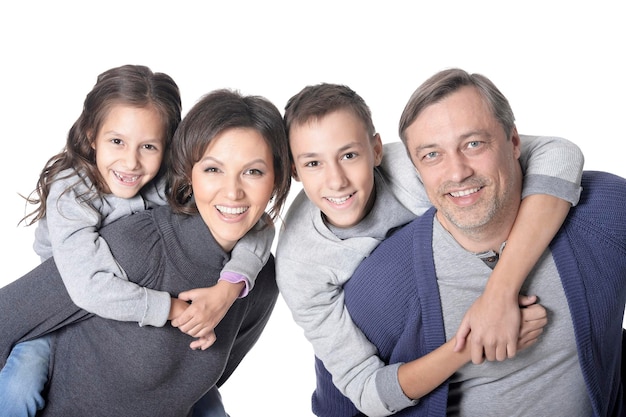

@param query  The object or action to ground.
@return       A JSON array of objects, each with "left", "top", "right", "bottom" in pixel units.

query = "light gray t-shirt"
[{"left": 433, "top": 220, "right": 592, "bottom": 417}]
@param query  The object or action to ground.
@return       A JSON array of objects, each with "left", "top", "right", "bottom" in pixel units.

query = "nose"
[
  {"left": 225, "top": 175, "right": 244, "bottom": 200},
  {"left": 123, "top": 149, "right": 141, "bottom": 170},
  {"left": 446, "top": 152, "right": 474, "bottom": 183},
  {"left": 326, "top": 162, "right": 349, "bottom": 190}
]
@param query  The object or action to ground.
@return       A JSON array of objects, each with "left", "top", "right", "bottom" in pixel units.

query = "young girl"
[{"left": 0, "top": 65, "right": 272, "bottom": 417}]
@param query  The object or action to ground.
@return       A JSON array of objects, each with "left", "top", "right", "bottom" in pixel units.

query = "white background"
[{"left": 0, "top": 1, "right": 624, "bottom": 416}]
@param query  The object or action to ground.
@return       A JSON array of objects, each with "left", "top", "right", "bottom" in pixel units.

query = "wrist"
[
  {"left": 219, "top": 271, "right": 250, "bottom": 298},
  {"left": 483, "top": 272, "right": 522, "bottom": 299},
  {"left": 216, "top": 278, "right": 247, "bottom": 299}
]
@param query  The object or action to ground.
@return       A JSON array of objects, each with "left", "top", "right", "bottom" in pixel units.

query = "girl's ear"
[{"left": 291, "top": 163, "right": 300, "bottom": 182}]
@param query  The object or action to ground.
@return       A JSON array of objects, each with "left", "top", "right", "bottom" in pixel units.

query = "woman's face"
[{"left": 191, "top": 127, "right": 275, "bottom": 251}]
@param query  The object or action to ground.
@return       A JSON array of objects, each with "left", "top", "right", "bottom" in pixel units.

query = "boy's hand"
[
  {"left": 170, "top": 280, "right": 244, "bottom": 349},
  {"left": 454, "top": 287, "right": 521, "bottom": 364}
]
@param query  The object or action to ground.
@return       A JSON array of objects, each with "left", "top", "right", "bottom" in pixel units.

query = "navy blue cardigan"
[{"left": 313, "top": 171, "right": 626, "bottom": 417}]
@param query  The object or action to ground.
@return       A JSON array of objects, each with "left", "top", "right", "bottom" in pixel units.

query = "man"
[{"left": 311, "top": 69, "right": 625, "bottom": 416}]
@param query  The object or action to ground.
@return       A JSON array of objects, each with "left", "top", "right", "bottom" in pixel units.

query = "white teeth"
[
  {"left": 449, "top": 187, "right": 480, "bottom": 197},
  {"left": 216, "top": 205, "right": 248, "bottom": 215},
  {"left": 326, "top": 194, "right": 353, "bottom": 204},
  {"left": 113, "top": 171, "right": 139, "bottom": 183}
]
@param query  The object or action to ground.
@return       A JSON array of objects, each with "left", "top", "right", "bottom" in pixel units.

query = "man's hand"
[{"left": 517, "top": 295, "right": 547, "bottom": 350}]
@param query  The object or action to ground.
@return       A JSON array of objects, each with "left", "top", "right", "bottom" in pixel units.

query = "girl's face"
[
  {"left": 191, "top": 127, "right": 275, "bottom": 252},
  {"left": 92, "top": 105, "right": 166, "bottom": 198}
]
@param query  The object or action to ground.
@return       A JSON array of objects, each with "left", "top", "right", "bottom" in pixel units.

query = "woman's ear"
[{"left": 88, "top": 131, "right": 96, "bottom": 150}]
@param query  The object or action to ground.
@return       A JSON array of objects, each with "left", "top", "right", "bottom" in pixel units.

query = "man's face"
[
  {"left": 404, "top": 86, "right": 522, "bottom": 242},
  {"left": 289, "top": 109, "right": 383, "bottom": 228}
]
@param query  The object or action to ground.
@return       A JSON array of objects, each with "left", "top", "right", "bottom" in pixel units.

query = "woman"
[{"left": 0, "top": 89, "right": 291, "bottom": 416}]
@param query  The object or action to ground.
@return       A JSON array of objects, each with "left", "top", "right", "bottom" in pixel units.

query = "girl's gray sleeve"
[
  {"left": 45, "top": 179, "right": 170, "bottom": 327},
  {"left": 518, "top": 135, "right": 584, "bottom": 205},
  {"left": 221, "top": 213, "right": 274, "bottom": 296}
]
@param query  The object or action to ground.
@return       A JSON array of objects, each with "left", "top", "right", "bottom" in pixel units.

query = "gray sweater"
[
  {"left": 0, "top": 205, "right": 278, "bottom": 416},
  {"left": 275, "top": 137, "right": 584, "bottom": 416},
  {"left": 33, "top": 170, "right": 272, "bottom": 327}
]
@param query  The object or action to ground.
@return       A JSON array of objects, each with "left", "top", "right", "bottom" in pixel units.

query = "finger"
[
  {"left": 520, "top": 327, "right": 544, "bottom": 343},
  {"left": 454, "top": 318, "right": 471, "bottom": 352},
  {"left": 471, "top": 340, "right": 486, "bottom": 364},
  {"left": 189, "top": 332, "right": 217, "bottom": 350},
  {"left": 506, "top": 341, "right": 517, "bottom": 359},
  {"left": 200, "top": 332, "right": 217, "bottom": 350},
  {"left": 481, "top": 338, "right": 497, "bottom": 362},
  {"left": 178, "top": 290, "right": 194, "bottom": 302},
  {"left": 518, "top": 294, "right": 537, "bottom": 307},
  {"left": 171, "top": 312, "right": 191, "bottom": 328}
]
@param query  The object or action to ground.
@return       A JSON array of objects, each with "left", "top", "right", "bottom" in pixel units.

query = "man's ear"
[{"left": 510, "top": 126, "right": 521, "bottom": 159}]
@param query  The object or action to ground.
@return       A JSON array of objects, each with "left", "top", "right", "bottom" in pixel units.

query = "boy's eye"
[
  {"left": 342, "top": 152, "right": 357, "bottom": 160},
  {"left": 424, "top": 151, "right": 438, "bottom": 160}
]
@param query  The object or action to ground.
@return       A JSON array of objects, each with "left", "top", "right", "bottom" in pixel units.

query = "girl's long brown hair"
[{"left": 21, "top": 64, "right": 181, "bottom": 226}]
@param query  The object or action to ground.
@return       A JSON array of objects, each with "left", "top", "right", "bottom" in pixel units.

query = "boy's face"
[{"left": 289, "top": 109, "right": 383, "bottom": 228}]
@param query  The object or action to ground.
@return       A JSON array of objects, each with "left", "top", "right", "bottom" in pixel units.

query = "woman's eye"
[{"left": 246, "top": 168, "right": 263, "bottom": 176}]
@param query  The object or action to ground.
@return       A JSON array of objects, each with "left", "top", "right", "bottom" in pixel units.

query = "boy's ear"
[{"left": 372, "top": 133, "right": 384, "bottom": 166}]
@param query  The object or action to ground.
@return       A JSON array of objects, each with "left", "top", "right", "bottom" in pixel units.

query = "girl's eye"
[
  {"left": 304, "top": 161, "right": 319, "bottom": 168},
  {"left": 111, "top": 138, "right": 123, "bottom": 145},
  {"left": 143, "top": 144, "right": 158, "bottom": 151},
  {"left": 342, "top": 152, "right": 357, "bottom": 160},
  {"left": 203, "top": 167, "right": 219, "bottom": 173}
]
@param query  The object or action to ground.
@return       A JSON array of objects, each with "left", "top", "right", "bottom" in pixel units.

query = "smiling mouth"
[
  {"left": 325, "top": 193, "right": 355, "bottom": 204},
  {"left": 449, "top": 187, "right": 481, "bottom": 197},
  {"left": 216, "top": 205, "right": 249, "bottom": 215},
  {"left": 113, "top": 171, "right": 140, "bottom": 183}
]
